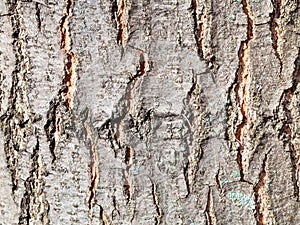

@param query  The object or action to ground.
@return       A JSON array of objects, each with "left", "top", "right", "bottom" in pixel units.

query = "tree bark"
[{"left": 0, "top": 0, "right": 300, "bottom": 224}]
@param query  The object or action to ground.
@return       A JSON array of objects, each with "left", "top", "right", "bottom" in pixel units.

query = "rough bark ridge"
[{"left": 0, "top": 0, "right": 300, "bottom": 224}]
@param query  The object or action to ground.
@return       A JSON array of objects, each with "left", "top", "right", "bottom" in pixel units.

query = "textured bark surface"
[{"left": 0, "top": 0, "right": 300, "bottom": 224}]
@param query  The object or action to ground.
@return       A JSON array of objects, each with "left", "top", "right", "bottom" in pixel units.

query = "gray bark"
[{"left": 0, "top": 0, "right": 300, "bottom": 224}]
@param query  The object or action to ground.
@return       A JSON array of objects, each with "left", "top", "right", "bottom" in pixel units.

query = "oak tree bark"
[{"left": 0, "top": 0, "right": 300, "bottom": 224}]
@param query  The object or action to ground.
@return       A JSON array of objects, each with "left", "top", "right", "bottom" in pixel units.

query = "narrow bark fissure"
[
  {"left": 182, "top": 73, "right": 205, "bottom": 195},
  {"left": 44, "top": 99, "right": 60, "bottom": 162},
  {"left": 114, "top": 0, "right": 129, "bottom": 46},
  {"left": 215, "top": 166, "right": 221, "bottom": 190},
  {"left": 84, "top": 123, "right": 100, "bottom": 216},
  {"left": 128, "top": 51, "right": 149, "bottom": 83},
  {"left": 190, "top": 0, "right": 204, "bottom": 59},
  {"left": 253, "top": 151, "right": 273, "bottom": 225},
  {"left": 205, "top": 187, "right": 216, "bottom": 225},
  {"left": 124, "top": 145, "right": 134, "bottom": 204},
  {"left": 60, "top": 0, "right": 77, "bottom": 109},
  {"left": 112, "top": 195, "right": 121, "bottom": 220},
  {"left": 269, "top": 0, "right": 282, "bottom": 74},
  {"left": 98, "top": 119, "right": 122, "bottom": 158},
  {"left": 150, "top": 179, "right": 162, "bottom": 225},
  {"left": 3, "top": 1, "right": 32, "bottom": 193},
  {"left": 19, "top": 137, "right": 50, "bottom": 225},
  {"left": 234, "top": 0, "right": 254, "bottom": 182},
  {"left": 183, "top": 161, "right": 191, "bottom": 197},
  {"left": 123, "top": 174, "right": 131, "bottom": 203},
  {"left": 35, "top": 2, "right": 41, "bottom": 31},
  {"left": 280, "top": 49, "right": 300, "bottom": 201},
  {"left": 43, "top": 0, "right": 77, "bottom": 158},
  {"left": 99, "top": 48, "right": 150, "bottom": 153},
  {"left": 111, "top": 0, "right": 118, "bottom": 28},
  {"left": 99, "top": 205, "right": 110, "bottom": 225}
]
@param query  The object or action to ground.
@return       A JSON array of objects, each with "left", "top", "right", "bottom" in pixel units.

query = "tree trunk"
[{"left": 0, "top": 0, "right": 300, "bottom": 224}]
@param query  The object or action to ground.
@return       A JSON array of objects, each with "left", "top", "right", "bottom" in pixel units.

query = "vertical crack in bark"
[
  {"left": 123, "top": 147, "right": 134, "bottom": 204},
  {"left": 128, "top": 50, "right": 149, "bottom": 83},
  {"left": 270, "top": 0, "right": 283, "bottom": 74},
  {"left": 99, "top": 119, "right": 122, "bottom": 158},
  {"left": 125, "top": 145, "right": 134, "bottom": 166},
  {"left": 60, "top": 0, "right": 77, "bottom": 109},
  {"left": 183, "top": 161, "right": 191, "bottom": 197},
  {"left": 35, "top": 2, "right": 41, "bottom": 31},
  {"left": 215, "top": 166, "right": 221, "bottom": 190},
  {"left": 254, "top": 151, "right": 274, "bottom": 225},
  {"left": 44, "top": 99, "right": 61, "bottom": 162},
  {"left": 191, "top": 0, "right": 206, "bottom": 59},
  {"left": 182, "top": 73, "right": 205, "bottom": 195},
  {"left": 281, "top": 49, "right": 300, "bottom": 201},
  {"left": 84, "top": 123, "right": 100, "bottom": 218},
  {"left": 235, "top": 0, "right": 254, "bottom": 182},
  {"left": 99, "top": 205, "right": 110, "bottom": 225},
  {"left": 205, "top": 187, "right": 216, "bottom": 225},
  {"left": 116, "top": 0, "right": 129, "bottom": 46},
  {"left": 150, "top": 178, "right": 162, "bottom": 225},
  {"left": 3, "top": 1, "right": 32, "bottom": 193},
  {"left": 19, "top": 136, "right": 50, "bottom": 224}
]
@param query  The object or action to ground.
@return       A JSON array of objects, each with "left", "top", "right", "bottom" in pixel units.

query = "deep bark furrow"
[
  {"left": 182, "top": 74, "right": 205, "bottom": 194},
  {"left": 19, "top": 137, "right": 50, "bottom": 225},
  {"left": 183, "top": 161, "right": 191, "bottom": 197},
  {"left": 128, "top": 47, "right": 149, "bottom": 83},
  {"left": 281, "top": 49, "right": 300, "bottom": 201},
  {"left": 99, "top": 119, "right": 121, "bottom": 158},
  {"left": 235, "top": 0, "right": 254, "bottom": 182},
  {"left": 44, "top": 99, "right": 60, "bottom": 162},
  {"left": 150, "top": 179, "right": 162, "bottom": 225},
  {"left": 35, "top": 3, "right": 41, "bottom": 31},
  {"left": 99, "top": 205, "right": 110, "bottom": 225},
  {"left": 84, "top": 123, "right": 100, "bottom": 216},
  {"left": 254, "top": 151, "right": 274, "bottom": 225},
  {"left": 1, "top": 1, "right": 300, "bottom": 224},
  {"left": 270, "top": 0, "right": 283, "bottom": 74},
  {"left": 205, "top": 187, "right": 216, "bottom": 225},
  {"left": 124, "top": 145, "right": 134, "bottom": 203},
  {"left": 4, "top": 1, "right": 32, "bottom": 193},
  {"left": 191, "top": 0, "right": 205, "bottom": 59},
  {"left": 116, "top": 0, "right": 129, "bottom": 46},
  {"left": 60, "top": 0, "right": 77, "bottom": 109}
]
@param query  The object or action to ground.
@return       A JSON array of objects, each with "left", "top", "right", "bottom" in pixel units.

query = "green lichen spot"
[
  {"left": 154, "top": 102, "right": 160, "bottom": 108},
  {"left": 227, "top": 15, "right": 236, "bottom": 21},
  {"left": 227, "top": 191, "right": 255, "bottom": 210},
  {"left": 230, "top": 171, "right": 241, "bottom": 179},
  {"left": 220, "top": 178, "right": 229, "bottom": 185}
]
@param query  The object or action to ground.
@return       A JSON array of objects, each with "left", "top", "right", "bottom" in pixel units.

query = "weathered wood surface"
[{"left": 0, "top": 0, "right": 300, "bottom": 224}]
